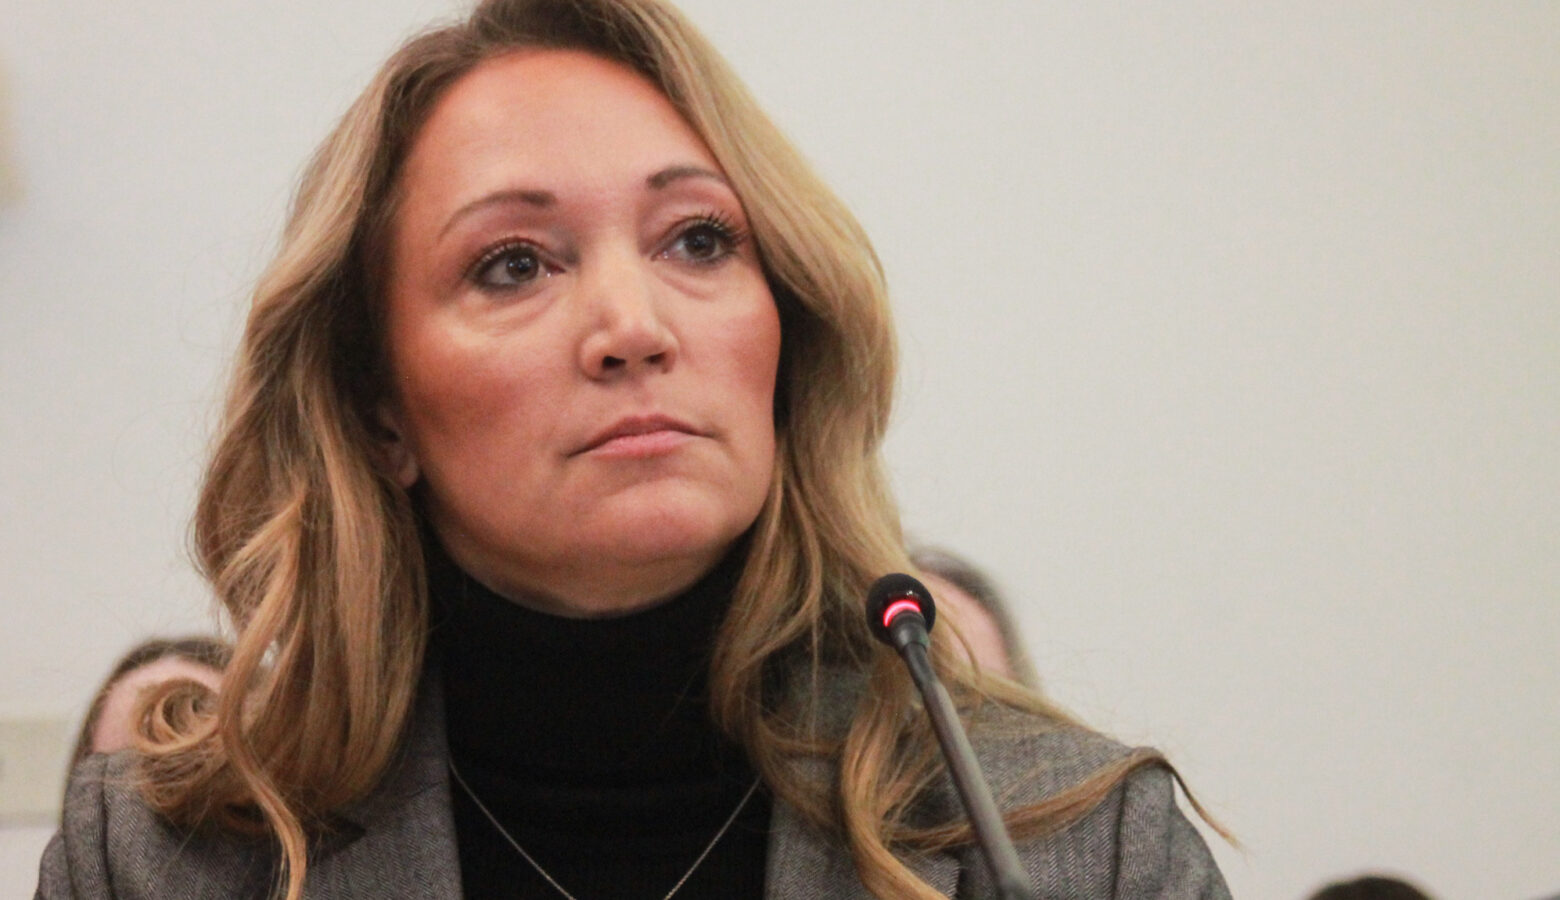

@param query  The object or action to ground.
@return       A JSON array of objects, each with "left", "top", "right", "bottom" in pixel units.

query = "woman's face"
[{"left": 380, "top": 50, "right": 781, "bottom": 617}]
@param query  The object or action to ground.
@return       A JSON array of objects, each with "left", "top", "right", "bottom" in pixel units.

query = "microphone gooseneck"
[{"left": 866, "top": 573, "right": 1035, "bottom": 900}]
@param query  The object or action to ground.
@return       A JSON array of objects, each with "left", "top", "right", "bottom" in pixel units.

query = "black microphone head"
[{"left": 866, "top": 572, "right": 937, "bottom": 645}]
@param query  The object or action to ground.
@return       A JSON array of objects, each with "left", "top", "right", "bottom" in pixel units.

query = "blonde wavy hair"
[{"left": 136, "top": 1, "right": 1191, "bottom": 897}]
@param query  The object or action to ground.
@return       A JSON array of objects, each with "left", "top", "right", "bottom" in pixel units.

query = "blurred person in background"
[
  {"left": 911, "top": 545, "right": 1040, "bottom": 688},
  {"left": 69, "top": 635, "right": 229, "bottom": 763},
  {"left": 1306, "top": 873, "right": 1434, "bottom": 900}
]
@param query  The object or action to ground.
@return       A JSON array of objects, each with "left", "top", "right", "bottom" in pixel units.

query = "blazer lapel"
[
  {"left": 305, "top": 669, "right": 464, "bottom": 898},
  {"left": 764, "top": 669, "right": 962, "bottom": 899}
]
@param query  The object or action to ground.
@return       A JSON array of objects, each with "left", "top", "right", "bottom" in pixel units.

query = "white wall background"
[{"left": 2, "top": 2, "right": 1556, "bottom": 898}]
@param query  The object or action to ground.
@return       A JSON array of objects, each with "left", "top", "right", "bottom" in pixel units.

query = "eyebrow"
[
  {"left": 438, "top": 165, "right": 731, "bottom": 239},
  {"left": 440, "top": 188, "right": 556, "bottom": 239},
  {"left": 646, "top": 165, "right": 729, "bottom": 191}
]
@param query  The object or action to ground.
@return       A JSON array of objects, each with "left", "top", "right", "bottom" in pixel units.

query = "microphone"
[{"left": 867, "top": 573, "right": 1034, "bottom": 900}]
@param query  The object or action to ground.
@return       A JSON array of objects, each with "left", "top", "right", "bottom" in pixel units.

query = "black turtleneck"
[{"left": 428, "top": 543, "right": 770, "bottom": 899}]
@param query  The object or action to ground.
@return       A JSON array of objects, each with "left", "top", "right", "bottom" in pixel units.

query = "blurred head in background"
[
  {"left": 1306, "top": 874, "right": 1434, "bottom": 900},
  {"left": 71, "top": 636, "right": 229, "bottom": 763},
  {"left": 911, "top": 545, "right": 1039, "bottom": 687}
]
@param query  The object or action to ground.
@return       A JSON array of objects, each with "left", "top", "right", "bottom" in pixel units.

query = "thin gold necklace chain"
[{"left": 447, "top": 758, "right": 762, "bottom": 900}]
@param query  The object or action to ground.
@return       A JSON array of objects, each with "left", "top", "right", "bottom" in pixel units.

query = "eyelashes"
[
  {"left": 464, "top": 211, "right": 751, "bottom": 295},
  {"left": 468, "top": 241, "right": 553, "bottom": 292},
  {"left": 661, "top": 211, "right": 748, "bottom": 266}
]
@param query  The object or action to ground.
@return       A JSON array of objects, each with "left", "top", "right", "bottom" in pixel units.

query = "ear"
[{"left": 373, "top": 402, "right": 421, "bottom": 489}]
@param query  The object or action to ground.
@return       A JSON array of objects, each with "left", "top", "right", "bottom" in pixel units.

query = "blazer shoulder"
[
  {"left": 37, "top": 753, "right": 273, "bottom": 900},
  {"left": 966, "top": 702, "right": 1138, "bottom": 802},
  {"left": 1108, "top": 764, "right": 1231, "bottom": 899},
  {"left": 954, "top": 706, "right": 1231, "bottom": 899}
]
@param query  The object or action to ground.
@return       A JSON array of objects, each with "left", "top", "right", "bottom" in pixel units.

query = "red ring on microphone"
[{"left": 881, "top": 597, "right": 923, "bottom": 630}]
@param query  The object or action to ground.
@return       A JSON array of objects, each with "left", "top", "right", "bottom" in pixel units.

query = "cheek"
[
  {"left": 726, "top": 295, "right": 784, "bottom": 411},
  {"left": 729, "top": 300, "right": 783, "bottom": 498},
  {"left": 389, "top": 322, "right": 548, "bottom": 464},
  {"left": 395, "top": 339, "right": 480, "bottom": 439}
]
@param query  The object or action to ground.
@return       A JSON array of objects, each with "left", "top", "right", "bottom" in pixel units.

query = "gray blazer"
[{"left": 37, "top": 671, "right": 1229, "bottom": 898}]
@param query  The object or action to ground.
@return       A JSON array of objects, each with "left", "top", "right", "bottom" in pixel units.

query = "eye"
[
  {"left": 663, "top": 214, "right": 747, "bottom": 265},
  {"left": 469, "top": 242, "right": 554, "bottom": 292}
]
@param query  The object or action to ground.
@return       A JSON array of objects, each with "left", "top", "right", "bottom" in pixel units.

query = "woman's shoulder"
[
  {"left": 966, "top": 700, "right": 1138, "bottom": 797},
  {"left": 957, "top": 703, "right": 1233, "bottom": 899},
  {"left": 37, "top": 752, "right": 274, "bottom": 900}
]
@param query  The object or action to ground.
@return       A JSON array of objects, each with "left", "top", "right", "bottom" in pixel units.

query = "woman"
[{"left": 38, "top": 1, "right": 1228, "bottom": 897}]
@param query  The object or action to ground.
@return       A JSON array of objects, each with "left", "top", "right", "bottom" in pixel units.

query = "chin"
[
  {"left": 602, "top": 514, "right": 743, "bottom": 568},
  {"left": 587, "top": 489, "right": 758, "bottom": 569}
]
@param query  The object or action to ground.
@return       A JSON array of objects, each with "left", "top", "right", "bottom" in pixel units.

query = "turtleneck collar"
[
  {"left": 428, "top": 537, "right": 749, "bottom": 783},
  {"left": 424, "top": 538, "right": 772, "bottom": 898}
]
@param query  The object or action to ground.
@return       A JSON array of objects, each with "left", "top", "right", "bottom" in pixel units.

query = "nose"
[{"left": 576, "top": 252, "right": 678, "bottom": 380}]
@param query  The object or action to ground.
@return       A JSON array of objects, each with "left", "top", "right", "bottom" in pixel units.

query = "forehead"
[
  {"left": 113, "top": 656, "right": 221, "bottom": 693},
  {"left": 400, "top": 48, "right": 722, "bottom": 203}
]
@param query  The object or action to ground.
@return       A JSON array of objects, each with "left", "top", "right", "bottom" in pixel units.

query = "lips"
[{"left": 575, "top": 414, "right": 702, "bottom": 456}]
